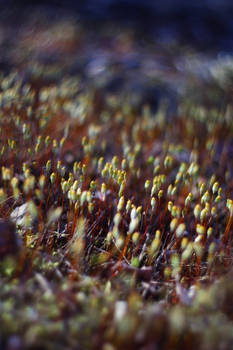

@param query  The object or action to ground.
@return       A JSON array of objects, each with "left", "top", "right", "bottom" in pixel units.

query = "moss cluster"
[{"left": 0, "top": 15, "right": 233, "bottom": 350}]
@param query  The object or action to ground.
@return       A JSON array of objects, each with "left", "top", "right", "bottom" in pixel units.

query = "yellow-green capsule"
[
  {"left": 167, "top": 184, "right": 173, "bottom": 196},
  {"left": 0, "top": 188, "right": 6, "bottom": 204},
  {"left": 207, "top": 227, "right": 213, "bottom": 238},
  {"left": 144, "top": 180, "right": 151, "bottom": 191},
  {"left": 212, "top": 181, "right": 219, "bottom": 194},
  {"left": 98, "top": 157, "right": 104, "bottom": 171},
  {"left": 158, "top": 190, "right": 163, "bottom": 199},
  {"left": 171, "top": 186, "right": 177, "bottom": 196},
  {"left": 10, "top": 177, "right": 19, "bottom": 189},
  {"left": 60, "top": 137, "right": 66, "bottom": 148},
  {"left": 196, "top": 224, "right": 205, "bottom": 235},
  {"left": 50, "top": 172, "right": 56, "bottom": 184},
  {"left": 132, "top": 232, "right": 139, "bottom": 244},
  {"left": 46, "top": 160, "right": 51, "bottom": 172},
  {"left": 101, "top": 183, "right": 106, "bottom": 194},
  {"left": 168, "top": 201, "right": 173, "bottom": 212},
  {"left": 170, "top": 218, "right": 178, "bottom": 232},
  {"left": 164, "top": 155, "right": 173, "bottom": 169},
  {"left": 117, "top": 196, "right": 124, "bottom": 212},
  {"left": 88, "top": 202, "right": 94, "bottom": 214},
  {"left": 39, "top": 174, "right": 46, "bottom": 189},
  {"left": 57, "top": 160, "right": 62, "bottom": 171},
  {"left": 175, "top": 223, "right": 186, "bottom": 237},
  {"left": 151, "top": 197, "right": 156, "bottom": 209},
  {"left": 45, "top": 136, "right": 51, "bottom": 147},
  {"left": 201, "top": 191, "right": 210, "bottom": 204},
  {"left": 200, "top": 208, "right": 208, "bottom": 222},
  {"left": 185, "top": 193, "right": 193, "bottom": 206},
  {"left": 211, "top": 206, "right": 216, "bottom": 216},
  {"left": 126, "top": 200, "right": 131, "bottom": 213},
  {"left": 90, "top": 180, "right": 96, "bottom": 192},
  {"left": 199, "top": 183, "right": 205, "bottom": 196},
  {"left": 114, "top": 212, "right": 122, "bottom": 227}
]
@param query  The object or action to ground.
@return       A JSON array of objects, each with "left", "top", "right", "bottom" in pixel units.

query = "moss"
[{"left": 0, "top": 13, "right": 232, "bottom": 350}]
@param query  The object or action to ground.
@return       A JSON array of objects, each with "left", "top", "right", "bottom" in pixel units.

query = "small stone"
[{"left": 10, "top": 203, "right": 29, "bottom": 226}]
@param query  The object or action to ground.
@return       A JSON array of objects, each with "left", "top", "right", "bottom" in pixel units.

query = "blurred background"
[
  {"left": 1, "top": 0, "right": 233, "bottom": 51},
  {"left": 0, "top": 0, "right": 232, "bottom": 117}
]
